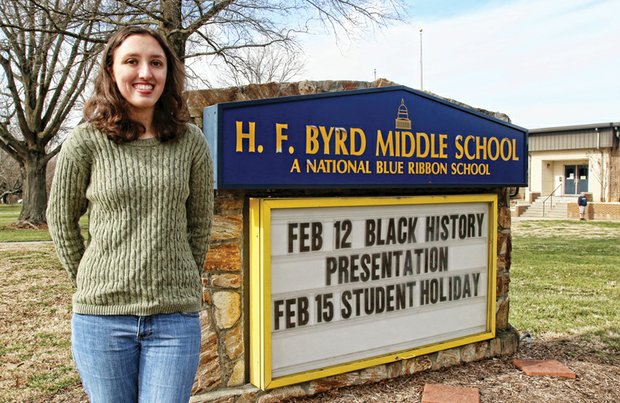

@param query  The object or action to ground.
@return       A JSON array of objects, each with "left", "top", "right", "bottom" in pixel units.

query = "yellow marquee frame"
[{"left": 249, "top": 194, "right": 498, "bottom": 389}]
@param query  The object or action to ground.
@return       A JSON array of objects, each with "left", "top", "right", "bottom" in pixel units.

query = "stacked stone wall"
[{"left": 193, "top": 193, "right": 245, "bottom": 394}]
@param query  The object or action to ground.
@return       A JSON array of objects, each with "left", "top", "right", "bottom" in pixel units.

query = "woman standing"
[{"left": 47, "top": 26, "right": 213, "bottom": 402}]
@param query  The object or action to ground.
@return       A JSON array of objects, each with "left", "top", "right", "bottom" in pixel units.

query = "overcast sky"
[{"left": 300, "top": 0, "right": 620, "bottom": 129}]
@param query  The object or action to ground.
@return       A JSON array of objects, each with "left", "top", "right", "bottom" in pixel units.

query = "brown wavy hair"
[{"left": 84, "top": 26, "right": 189, "bottom": 143}]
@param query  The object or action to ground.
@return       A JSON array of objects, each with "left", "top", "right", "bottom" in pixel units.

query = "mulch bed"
[{"left": 288, "top": 333, "right": 620, "bottom": 402}]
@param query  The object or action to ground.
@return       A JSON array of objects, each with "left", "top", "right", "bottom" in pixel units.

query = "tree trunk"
[
  {"left": 18, "top": 156, "right": 49, "bottom": 226},
  {"left": 159, "top": 0, "right": 186, "bottom": 60},
  {"left": 168, "top": 31, "right": 187, "bottom": 60}
]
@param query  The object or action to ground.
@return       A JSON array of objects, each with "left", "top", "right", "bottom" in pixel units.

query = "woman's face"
[{"left": 110, "top": 34, "right": 167, "bottom": 117}]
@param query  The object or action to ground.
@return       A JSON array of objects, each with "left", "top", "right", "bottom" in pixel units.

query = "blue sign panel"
[{"left": 203, "top": 86, "right": 528, "bottom": 189}]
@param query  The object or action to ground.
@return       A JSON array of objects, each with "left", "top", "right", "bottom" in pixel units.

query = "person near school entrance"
[
  {"left": 47, "top": 26, "right": 213, "bottom": 403},
  {"left": 577, "top": 192, "right": 588, "bottom": 220}
]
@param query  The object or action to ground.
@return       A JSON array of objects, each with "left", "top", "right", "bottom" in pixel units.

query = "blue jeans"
[{"left": 71, "top": 313, "right": 201, "bottom": 403}]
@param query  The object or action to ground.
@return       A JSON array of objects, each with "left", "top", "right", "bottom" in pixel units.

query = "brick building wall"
[{"left": 567, "top": 202, "right": 620, "bottom": 220}]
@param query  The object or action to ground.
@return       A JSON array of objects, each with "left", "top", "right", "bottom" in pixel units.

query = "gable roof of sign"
[{"left": 186, "top": 79, "right": 514, "bottom": 128}]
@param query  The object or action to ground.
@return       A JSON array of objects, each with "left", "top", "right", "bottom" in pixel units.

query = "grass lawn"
[
  {"left": 0, "top": 204, "right": 88, "bottom": 242},
  {"left": 0, "top": 204, "right": 21, "bottom": 226},
  {"left": 0, "top": 218, "right": 618, "bottom": 400},
  {"left": 510, "top": 220, "right": 620, "bottom": 353}
]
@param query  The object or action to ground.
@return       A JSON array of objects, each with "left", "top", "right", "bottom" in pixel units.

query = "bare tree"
[
  {"left": 1, "top": 0, "right": 403, "bottom": 224},
  {"left": 216, "top": 45, "right": 305, "bottom": 86},
  {"left": 85, "top": 0, "right": 404, "bottom": 65},
  {"left": 587, "top": 150, "right": 611, "bottom": 202},
  {"left": 0, "top": 0, "right": 104, "bottom": 225},
  {"left": 72, "top": 1, "right": 403, "bottom": 89},
  {"left": 0, "top": 149, "right": 22, "bottom": 204}
]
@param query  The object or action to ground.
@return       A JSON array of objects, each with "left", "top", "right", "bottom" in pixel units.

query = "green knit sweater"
[{"left": 47, "top": 123, "right": 213, "bottom": 316}]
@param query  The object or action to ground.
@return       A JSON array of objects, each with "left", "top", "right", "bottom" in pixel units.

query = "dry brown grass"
[{"left": 0, "top": 243, "right": 86, "bottom": 402}]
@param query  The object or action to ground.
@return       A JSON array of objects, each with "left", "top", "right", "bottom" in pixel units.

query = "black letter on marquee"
[
  {"left": 274, "top": 300, "right": 284, "bottom": 330},
  {"left": 298, "top": 297, "right": 309, "bottom": 326},
  {"left": 365, "top": 219, "right": 376, "bottom": 246},
  {"left": 312, "top": 222, "right": 323, "bottom": 251},
  {"left": 341, "top": 291, "right": 352, "bottom": 319},
  {"left": 287, "top": 223, "right": 298, "bottom": 253}
]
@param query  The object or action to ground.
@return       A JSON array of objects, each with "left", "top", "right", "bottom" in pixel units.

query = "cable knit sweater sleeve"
[
  {"left": 47, "top": 127, "right": 91, "bottom": 285},
  {"left": 186, "top": 124, "right": 214, "bottom": 273}
]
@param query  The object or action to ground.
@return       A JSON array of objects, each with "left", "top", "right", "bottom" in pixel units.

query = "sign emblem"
[{"left": 395, "top": 99, "right": 412, "bottom": 130}]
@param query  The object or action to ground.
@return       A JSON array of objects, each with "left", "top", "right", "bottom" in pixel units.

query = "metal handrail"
[{"left": 542, "top": 183, "right": 563, "bottom": 217}]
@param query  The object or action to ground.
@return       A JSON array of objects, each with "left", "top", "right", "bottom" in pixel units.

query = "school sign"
[
  {"left": 203, "top": 86, "right": 528, "bottom": 390},
  {"left": 203, "top": 86, "right": 527, "bottom": 189}
]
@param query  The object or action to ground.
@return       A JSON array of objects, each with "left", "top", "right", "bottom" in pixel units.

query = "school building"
[{"left": 516, "top": 121, "right": 620, "bottom": 219}]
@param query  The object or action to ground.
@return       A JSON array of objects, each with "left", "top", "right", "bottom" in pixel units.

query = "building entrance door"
[{"left": 564, "top": 165, "right": 588, "bottom": 194}]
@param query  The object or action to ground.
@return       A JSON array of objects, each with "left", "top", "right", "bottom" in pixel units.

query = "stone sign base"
[
  {"left": 190, "top": 327, "right": 518, "bottom": 403},
  {"left": 187, "top": 81, "right": 520, "bottom": 403}
]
